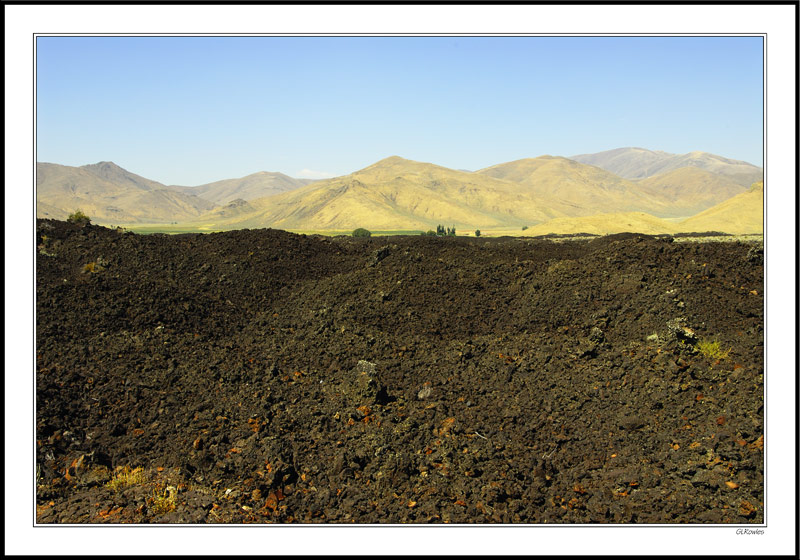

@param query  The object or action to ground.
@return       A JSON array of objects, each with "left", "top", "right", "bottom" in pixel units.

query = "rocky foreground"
[{"left": 36, "top": 219, "right": 763, "bottom": 523}]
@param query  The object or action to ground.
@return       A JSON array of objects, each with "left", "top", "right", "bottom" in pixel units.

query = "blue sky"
[{"left": 36, "top": 36, "right": 764, "bottom": 185}]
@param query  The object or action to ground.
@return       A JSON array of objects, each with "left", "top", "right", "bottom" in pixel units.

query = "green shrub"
[
  {"left": 67, "top": 210, "right": 91, "bottom": 226},
  {"left": 352, "top": 228, "right": 371, "bottom": 238},
  {"left": 521, "top": 225, "right": 528, "bottom": 231},
  {"left": 475, "top": 230, "right": 481, "bottom": 237}
]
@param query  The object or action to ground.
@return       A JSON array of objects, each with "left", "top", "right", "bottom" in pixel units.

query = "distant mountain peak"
[
  {"left": 83, "top": 161, "right": 123, "bottom": 171},
  {"left": 355, "top": 155, "right": 445, "bottom": 175},
  {"left": 82, "top": 161, "right": 134, "bottom": 175},
  {"left": 371, "top": 155, "right": 410, "bottom": 165},
  {"left": 79, "top": 161, "right": 168, "bottom": 192},
  {"left": 571, "top": 147, "right": 762, "bottom": 184}
]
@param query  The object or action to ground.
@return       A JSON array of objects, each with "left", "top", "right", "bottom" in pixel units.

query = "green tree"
[
  {"left": 352, "top": 228, "right": 371, "bottom": 238},
  {"left": 475, "top": 229, "right": 481, "bottom": 237},
  {"left": 67, "top": 210, "right": 91, "bottom": 226}
]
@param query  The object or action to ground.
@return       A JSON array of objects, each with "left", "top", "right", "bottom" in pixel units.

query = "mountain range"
[
  {"left": 36, "top": 148, "right": 763, "bottom": 235},
  {"left": 36, "top": 162, "right": 309, "bottom": 223},
  {"left": 171, "top": 172, "right": 314, "bottom": 205},
  {"left": 36, "top": 162, "right": 216, "bottom": 223},
  {"left": 570, "top": 147, "right": 763, "bottom": 186}
]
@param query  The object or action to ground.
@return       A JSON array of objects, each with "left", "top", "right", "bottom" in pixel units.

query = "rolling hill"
[
  {"left": 36, "top": 162, "right": 217, "bottom": 224},
  {"left": 36, "top": 151, "right": 764, "bottom": 235},
  {"left": 521, "top": 212, "right": 677, "bottom": 236},
  {"left": 475, "top": 156, "right": 680, "bottom": 217},
  {"left": 188, "top": 156, "right": 578, "bottom": 231},
  {"left": 570, "top": 147, "right": 763, "bottom": 186},
  {"left": 521, "top": 179, "right": 764, "bottom": 236},
  {"left": 188, "top": 155, "right": 713, "bottom": 232},
  {"left": 36, "top": 162, "right": 313, "bottom": 225},
  {"left": 680, "top": 181, "right": 764, "bottom": 234},
  {"left": 172, "top": 172, "right": 314, "bottom": 205},
  {"left": 635, "top": 167, "right": 748, "bottom": 216}
]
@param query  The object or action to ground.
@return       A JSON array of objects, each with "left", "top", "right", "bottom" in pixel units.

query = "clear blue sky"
[{"left": 36, "top": 36, "right": 763, "bottom": 185}]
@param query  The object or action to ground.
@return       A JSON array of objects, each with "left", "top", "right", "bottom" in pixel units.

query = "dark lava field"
[{"left": 35, "top": 219, "right": 764, "bottom": 524}]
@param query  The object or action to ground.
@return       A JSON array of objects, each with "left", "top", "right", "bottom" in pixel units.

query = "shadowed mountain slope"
[
  {"left": 635, "top": 167, "right": 748, "bottom": 216},
  {"left": 571, "top": 147, "right": 763, "bottom": 186},
  {"left": 173, "top": 172, "right": 314, "bottom": 205},
  {"left": 475, "top": 156, "right": 679, "bottom": 217}
]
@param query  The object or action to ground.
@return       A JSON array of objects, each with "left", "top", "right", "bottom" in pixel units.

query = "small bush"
[
  {"left": 352, "top": 228, "right": 371, "bottom": 238},
  {"left": 522, "top": 225, "right": 528, "bottom": 231},
  {"left": 67, "top": 210, "right": 91, "bottom": 226},
  {"left": 696, "top": 339, "right": 731, "bottom": 361},
  {"left": 475, "top": 230, "right": 481, "bottom": 237}
]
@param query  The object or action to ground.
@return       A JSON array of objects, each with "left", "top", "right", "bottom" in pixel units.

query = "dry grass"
[
  {"left": 696, "top": 339, "right": 731, "bottom": 361},
  {"left": 106, "top": 466, "right": 147, "bottom": 491},
  {"left": 148, "top": 485, "right": 177, "bottom": 515}
]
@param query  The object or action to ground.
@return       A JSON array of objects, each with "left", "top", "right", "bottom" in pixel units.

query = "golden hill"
[
  {"left": 476, "top": 156, "right": 677, "bottom": 217},
  {"left": 37, "top": 154, "right": 761, "bottom": 234},
  {"left": 36, "top": 200, "right": 70, "bottom": 221},
  {"left": 520, "top": 181, "right": 763, "bottom": 237},
  {"left": 521, "top": 212, "right": 678, "bottom": 236},
  {"left": 680, "top": 181, "right": 764, "bottom": 234},
  {"left": 36, "top": 162, "right": 217, "bottom": 224},
  {"left": 189, "top": 156, "right": 575, "bottom": 231},
  {"left": 187, "top": 155, "right": 762, "bottom": 232},
  {"left": 636, "top": 167, "right": 748, "bottom": 216}
]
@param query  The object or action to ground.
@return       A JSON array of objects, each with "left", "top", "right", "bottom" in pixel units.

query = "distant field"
[
  {"left": 98, "top": 222, "right": 764, "bottom": 243},
  {"left": 111, "top": 224, "right": 224, "bottom": 235},
  {"left": 115, "top": 224, "right": 430, "bottom": 236},
  {"left": 672, "top": 233, "right": 762, "bottom": 244},
  {"left": 287, "top": 229, "right": 425, "bottom": 237}
]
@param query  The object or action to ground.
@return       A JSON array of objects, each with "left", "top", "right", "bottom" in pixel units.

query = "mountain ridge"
[
  {"left": 570, "top": 147, "right": 762, "bottom": 186},
  {"left": 171, "top": 171, "right": 315, "bottom": 205},
  {"left": 36, "top": 149, "right": 764, "bottom": 234}
]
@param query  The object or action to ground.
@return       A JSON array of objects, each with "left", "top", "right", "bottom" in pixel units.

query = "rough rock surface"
[{"left": 36, "top": 219, "right": 764, "bottom": 523}]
